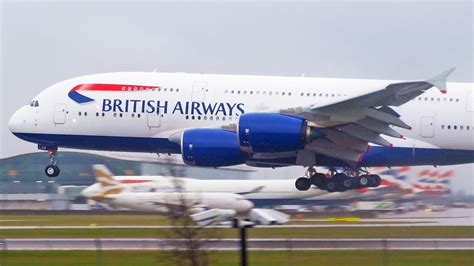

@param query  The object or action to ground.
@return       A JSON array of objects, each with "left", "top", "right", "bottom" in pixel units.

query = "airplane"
[
  {"left": 84, "top": 164, "right": 453, "bottom": 207},
  {"left": 83, "top": 164, "right": 327, "bottom": 207},
  {"left": 8, "top": 68, "right": 474, "bottom": 192},
  {"left": 81, "top": 165, "right": 254, "bottom": 214}
]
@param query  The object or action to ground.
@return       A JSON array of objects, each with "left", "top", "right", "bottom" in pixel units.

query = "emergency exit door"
[
  {"left": 191, "top": 81, "right": 208, "bottom": 101},
  {"left": 53, "top": 104, "right": 66, "bottom": 124},
  {"left": 147, "top": 113, "right": 161, "bottom": 128},
  {"left": 420, "top": 117, "right": 434, "bottom": 138}
]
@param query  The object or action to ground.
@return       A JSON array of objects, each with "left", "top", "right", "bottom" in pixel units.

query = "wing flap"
[
  {"left": 339, "top": 124, "right": 392, "bottom": 147},
  {"left": 306, "top": 139, "right": 362, "bottom": 162},
  {"left": 365, "top": 108, "right": 412, "bottom": 129},
  {"left": 318, "top": 128, "right": 369, "bottom": 153},
  {"left": 356, "top": 118, "right": 403, "bottom": 138}
]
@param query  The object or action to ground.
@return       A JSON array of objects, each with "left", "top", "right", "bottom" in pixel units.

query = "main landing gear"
[
  {"left": 295, "top": 167, "right": 381, "bottom": 192},
  {"left": 44, "top": 148, "right": 60, "bottom": 177}
]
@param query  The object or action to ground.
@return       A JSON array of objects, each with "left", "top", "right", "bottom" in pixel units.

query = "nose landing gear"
[
  {"left": 295, "top": 167, "right": 382, "bottom": 192},
  {"left": 45, "top": 148, "right": 60, "bottom": 177}
]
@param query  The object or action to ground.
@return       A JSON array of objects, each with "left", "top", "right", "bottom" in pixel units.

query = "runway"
[{"left": 1, "top": 238, "right": 473, "bottom": 250}]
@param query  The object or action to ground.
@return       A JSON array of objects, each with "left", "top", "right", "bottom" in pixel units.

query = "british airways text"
[{"left": 102, "top": 99, "right": 245, "bottom": 116}]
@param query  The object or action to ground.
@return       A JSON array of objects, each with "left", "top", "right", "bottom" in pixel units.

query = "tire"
[
  {"left": 45, "top": 165, "right": 60, "bottom": 177},
  {"left": 342, "top": 178, "right": 353, "bottom": 190},
  {"left": 358, "top": 175, "right": 370, "bottom": 187},
  {"left": 371, "top": 175, "right": 382, "bottom": 187},
  {"left": 310, "top": 173, "right": 327, "bottom": 188},
  {"left": 326, "top": 181, "right": 337, "bottom": 192},
  {"left": 295, "top": 177, "right": 311, "bottom": 191},
  {"left": 333, "top": 173, "right": 350, "bottom": 192},
  {"left": 368, "top": 175, "right": 380, "bottom": 187}
]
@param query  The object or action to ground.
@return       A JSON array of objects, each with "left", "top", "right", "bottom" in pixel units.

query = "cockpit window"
[{"left": 29, "top": 100, "right": 39, "bottom": 107}]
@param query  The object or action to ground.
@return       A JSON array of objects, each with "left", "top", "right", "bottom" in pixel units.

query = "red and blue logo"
[{"left": 68, "top": 84, "right": 160, "bottom": 104}]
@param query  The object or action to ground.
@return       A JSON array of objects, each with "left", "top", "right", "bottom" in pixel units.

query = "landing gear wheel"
[
  {"left": 333, "top": 173, "right": 350, "bottom": 192},
  {"left": 45, "top": 147, "right": 60, "bottom": 177},
  {"left": 45, "top": 165, "right": 60, "bottom": 177},
  {"left": 368, "top": 175, "right": 382, "bottom": 187},
  {"left": 310, "top": 173, "right": 327, "bottom": 189},
  {"left": 295, "top": 177, "right": 311, "bottom": 191},
  {"left": 326, "top": 181, "right": 337, "bottom": 193},
  {"left": 357, "top": 175, "right": 370, "bottom": 188},
  {"left": 342, "top": 178, "right": 353, "bottom": 190}
]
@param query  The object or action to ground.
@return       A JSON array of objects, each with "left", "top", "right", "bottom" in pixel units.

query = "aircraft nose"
[
  {"left": 239, "top": 199, "right": 254, "bottom": 212},
  {"left": 8, "top": 108, "right": 24, "bottom": 133}
]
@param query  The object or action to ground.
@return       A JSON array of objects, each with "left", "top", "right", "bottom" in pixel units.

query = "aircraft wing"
[{"left": 279, "top": 68, "right": 455, "bottom": 163}]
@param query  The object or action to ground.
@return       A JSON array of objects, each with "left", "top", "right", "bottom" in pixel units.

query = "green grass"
[
  {"left": 0, "top": 213, "right": 380, "bottom": 227},
  {"left": 1, "top": 226, "right": 473, "bottom": 239},
  {"left": 0, "top": 250, "right": 472, "bottom": 266},
  {"left": 0, "top": 214, "right": 169, "bottom": 226}
]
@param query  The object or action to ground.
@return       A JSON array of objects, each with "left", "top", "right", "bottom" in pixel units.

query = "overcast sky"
[{"left": 0, "top": 1, "right": 472, "bottom": 193}]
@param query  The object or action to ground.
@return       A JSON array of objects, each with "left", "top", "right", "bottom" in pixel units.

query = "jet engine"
[
  {"left": 238, "top": 113, "right": 324, "bottom": 153},
  {"left": 179, "top": 129, "right": 247, "bottom": 167}
]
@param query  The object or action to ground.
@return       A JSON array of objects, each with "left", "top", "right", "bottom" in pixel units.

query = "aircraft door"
[
  {"left": 191, "top": 81, "right": 207, "bottom": 101},
  {"left": 147, "top": 113, "right": 161, "bottom": 128},
  {"left": 53, "top": 104, "right": 67, "bottom": 124},
  {"left": 420, "top": 117, "right": 435, "bottom": 138},
  {"left": 467, "top": 92, "right": 474, "bottom": 112}
]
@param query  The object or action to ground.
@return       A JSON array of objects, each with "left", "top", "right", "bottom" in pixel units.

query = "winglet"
[{"left": 427, "top": 67, "right": 456, "bottom": 94}]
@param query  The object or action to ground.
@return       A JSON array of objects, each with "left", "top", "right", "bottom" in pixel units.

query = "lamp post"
[{"left": 232, "top": 218, "right": 254, "bottom": 266}]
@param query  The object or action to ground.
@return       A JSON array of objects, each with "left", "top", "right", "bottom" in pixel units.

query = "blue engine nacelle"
[
  {"left": 238, "top": 113, "right": 322, "bottom": 153},
  {"left": 181, "top": 129, "right": 247, "bottom": 167}
]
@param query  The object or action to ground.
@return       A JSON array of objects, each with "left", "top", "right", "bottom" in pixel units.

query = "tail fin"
[
  {"left": 427, "top": 67, "right": 456, "bottom": 94},
  {"left": 92, "top": 164, "right": 118, "bottom": 188}
]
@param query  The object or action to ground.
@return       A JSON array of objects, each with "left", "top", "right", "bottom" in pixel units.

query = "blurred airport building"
[
  {"left": 0, "top": 152, "right": 253, "bottom": 210},
  {"left": 0, "top": 152, "right": 472, "bottom": 212}
]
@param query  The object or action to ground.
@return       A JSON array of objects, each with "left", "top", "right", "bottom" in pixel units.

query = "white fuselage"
[
  {"left": 98, "top": 191, "right": 253, "bottom": 213},
  {"left": 83, "top": 176, "right": 325, "bottom": 207},
  {"left": 8, "top": 72, "right": 474, "bottom": 167}
]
